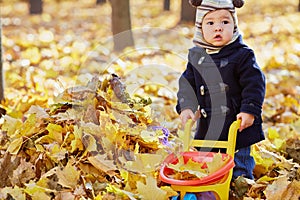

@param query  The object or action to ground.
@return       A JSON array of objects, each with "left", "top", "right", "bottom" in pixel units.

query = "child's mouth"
[{"left": 214, "top": 34, "right": 222, "bottom": 40}]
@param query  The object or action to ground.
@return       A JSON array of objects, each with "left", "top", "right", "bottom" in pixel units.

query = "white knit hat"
[{"left": 191, "top": 0, "right": 244, "bottom": 53}]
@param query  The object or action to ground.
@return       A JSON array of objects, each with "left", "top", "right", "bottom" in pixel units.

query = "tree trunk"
[
  {"left": 110, "top": 0, "right": 134, "bottom": 51},
  {"left": 96, "top": 0, "right": 106, "bottom": 5},
  {"left": 180, "top": 0, "right": 196, "bottom": 22},
  {"left": 0, "top": 18, "right": 4, "bottom": 101},
  {"left": 164, "top": 0, "right": 170, "bottom": 11},
  {"left": 29, "top": 0, "right": 43, "bottom": 14}
]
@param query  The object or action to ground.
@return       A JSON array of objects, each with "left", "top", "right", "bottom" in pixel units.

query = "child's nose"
[{"left": 215, "top": 24, "right": 223, "bottom": 32}]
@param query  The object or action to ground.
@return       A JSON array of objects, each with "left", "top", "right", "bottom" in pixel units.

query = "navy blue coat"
[{"left": 176, "top": 35, "right": 266, "bottom": 149}]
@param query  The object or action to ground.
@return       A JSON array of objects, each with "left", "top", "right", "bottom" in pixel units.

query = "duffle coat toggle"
[
  {"left": 200, "top": 83, "right": 229, "bottom": 96},
  {"left": 199, "top": 105, "right": 230, "bottom": 118}
]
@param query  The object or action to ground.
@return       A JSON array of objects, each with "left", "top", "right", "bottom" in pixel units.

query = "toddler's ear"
[
  {"left": 233, "top": 0, "right": 244, "bottom": 8},
  {"left": 189, "top": 0, "right": 202, "bottom": 7}
]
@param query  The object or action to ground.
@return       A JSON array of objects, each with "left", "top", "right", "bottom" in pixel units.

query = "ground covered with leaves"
[{"left": 0, "top": 0, "right": 300, "bottom": 199}]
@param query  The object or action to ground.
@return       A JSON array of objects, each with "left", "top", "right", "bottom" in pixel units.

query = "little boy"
[{"left": 176, "top": 0, "right": 266, "bottom": 179}]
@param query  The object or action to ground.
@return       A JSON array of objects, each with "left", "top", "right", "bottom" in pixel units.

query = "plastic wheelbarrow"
[{"left": 159, "top": 119, "right": 240, "bottom": 200}]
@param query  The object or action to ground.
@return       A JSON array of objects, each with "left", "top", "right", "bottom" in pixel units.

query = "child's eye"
[
  {"left": 222, "top": 20, "right": 230, "bottom": 24},
  {"left": 207, "top": 21, "right": 214, "bottom": 25}
]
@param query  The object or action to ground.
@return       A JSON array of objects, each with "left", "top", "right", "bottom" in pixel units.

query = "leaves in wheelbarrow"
[
  {"left": 167, "top": 152, "right": 230, "bottom": 180},
  {"left": 168, "top": 156, "right": 208, "bottom": 179},
  {"left": 206, "top": 151, "right": 229, "bottom": 174}
]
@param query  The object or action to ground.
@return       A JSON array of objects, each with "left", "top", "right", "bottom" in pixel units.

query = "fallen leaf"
[
  {"left": 264, "top": 176, "right": 290, "bottom": 200},
  {"left": 70, "top": 125, "right": 84, "bottom": 153},
  {"left": 11, "top": 158, "right": 36, "bottom": 186},
  {"left": 24, "top": 180, "right": 51, "bottom": 199},
  {"left": 56, "top": 161, "right": 80, "bottom": 189},
  {"left": 88, "top": 154, "right": 117, "bottom": 175},
  {"left": 281, "top": 180, "right": 300, "bottom": 200},
  {"left": 7, "top": 137, "right": 23, "bottom": 155},
  {"left": 232, "top": 176, "right": 254, "bottom": 198},
  {"left": 123, "top": 153, "right": 163, "bottom": 173},
  {"left": 26, "top": 105, "right": 50, "bottom": 119},
  {"left": 1, "top": 115, "right": 22, "bottom": 137},
  {"left": 136, "top": 176, "right": 167, "bottom": 200},
  {"left": 0, "top": 186, "right": 25, "bottom": 200}
]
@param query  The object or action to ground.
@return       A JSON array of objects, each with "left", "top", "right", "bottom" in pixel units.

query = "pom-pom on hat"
[
  {"left": 189, "top": 0, "right": 244, "bottom": 8},
  {"left": 191, "top": 0, "right": 244, "bottom": 53}
]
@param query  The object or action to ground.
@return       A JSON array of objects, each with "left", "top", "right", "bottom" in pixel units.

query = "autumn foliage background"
[{"left": 0, "top": 0, "right": 300, "bottom": 199}]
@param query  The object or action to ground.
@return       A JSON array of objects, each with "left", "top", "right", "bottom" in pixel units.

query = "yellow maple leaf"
[
  {"left": 47, "top": 143, "right": 68, "bottom": 162},
  {"left": 268, "top": 128, "right": 280, "bottom": 140},
  {"left": 56, "top": 161, "right": 80, "bottom": 189},
  {"left": 136, "top": 176, "right": 167, "bottom": 200},
  {"left": 251, "top": 144, "right": 278, "bottom": 176},
  {"left": 120, "top": 169, "right": 145, "bottom": 191},
  {"left": 140, "top": 129, "right": 159, "bottom": 143},
  {"left": 0, "top": 186, "right": 25, "bottom": 200},
  {"left": 106, "top": 184, "right": 137, "bottom": 199},
  {"left": 160, "top": 186, "right": 178, "bottom": 198},
  {"left": 24, "top": 180, "right": 52, "bottom": 199},
  {"left": 46, "top": 123, "right": 63, "bottom": 144},
  {"left": 35, "top": 123, "right": 63, "bottom": 145},
  {"left": 7, "top": 137, "right": 23, "bottom": 155},
  {"left": 14, "top": 114, "right": 38, "bottom": 138},
  {"left": 256, "top": 175, "right": 277, "bottom": 184},
  {"left": 168, "top": 156, "right": 207, "bottom": 179},
  {"left": 123, "top": 153, "right": 163, "bottom": 173},
  {"left": 167, "top": 152, "right": 230, "bottom": 180},
  {"left": 267, "top": 128, "right": 285, "bottom": 150},
  {"left": 206, "top": 152, "right": 228, "bottom": 174},
  {"left": 2, "top": 115, "right": 22, "bottom": 137},
  {"left": 70, "top": 125, "right": 84, "bottom": 153}
]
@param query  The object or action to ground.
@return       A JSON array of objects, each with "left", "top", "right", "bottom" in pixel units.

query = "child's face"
[{"left": 202, "top": 9, "right": 234, "bottom": 47}]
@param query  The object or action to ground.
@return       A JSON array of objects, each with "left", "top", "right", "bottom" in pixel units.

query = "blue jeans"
[{"left": 233, "top": 146, "right": 255, "bottom": 179}]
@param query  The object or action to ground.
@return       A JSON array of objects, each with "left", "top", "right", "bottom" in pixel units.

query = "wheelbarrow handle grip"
[
  {"left": 183, "top": 119, "right": 194, "bottom": 152},
  {"left": 183, "top": 119, "right": 241, "bottom": 153}
]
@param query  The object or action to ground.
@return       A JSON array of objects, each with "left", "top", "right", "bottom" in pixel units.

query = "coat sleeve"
[
  {"left": 238, "top": 49, "right": 266, "bottom": 118},
  {"left": 176, "top": 62, "right": 199, "bottom": 114}
]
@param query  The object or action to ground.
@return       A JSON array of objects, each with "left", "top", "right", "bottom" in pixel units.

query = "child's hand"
[
  {"left": 180, "top": 109, "right": 200, "bottom": 126},
  {"left": 236, "top": 112, "right": 255, "bottom": 132}
]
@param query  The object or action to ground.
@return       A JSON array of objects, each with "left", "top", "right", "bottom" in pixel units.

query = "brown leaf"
[
  {"left": 281, "top": 180, "right": 300, "bottom": 200},
  {"left": 286, "top": 137, "right": 300, "bottom": 163},
  {"left": 265, "top": 176, "right": 290, "bottom": 200},
  {"left": 232, "top": 176, "right": 254, "bottom": 198},
  {"left": 11, "top": 158, "right": 36, "bottom": 186},
  {"left": 247, "top": 183, "right": 267, "bottom": 198},
  {"left": 0, "top": 153, "right": 20, "bottom": 187},
  {"left": 83, "top": 104, "right": 99, "bottom": 125},
  {"left": 87, "top": 154, "right": 117, "bottom": 175}
]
